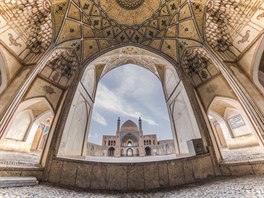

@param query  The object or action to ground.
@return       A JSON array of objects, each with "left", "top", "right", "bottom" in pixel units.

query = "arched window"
[
  {"left": 126, "top": 148, "right": 133, "bottom": 156},
  {"left": 127, "top": 141, "right": 132, "bottom": 147}
]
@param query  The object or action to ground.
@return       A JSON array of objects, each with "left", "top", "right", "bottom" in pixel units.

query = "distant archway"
[
  {"left": 127, "top": 141, "right": 132, "bottom": 147},
  {"left": 108, "top": 147, "right": 115, "bottom": 156},
  {"left": 127, "top": 148, "right": 133, "bottom": 156},
  {"left": 145, "top": 147, "right": 151, "bottom": 156}
]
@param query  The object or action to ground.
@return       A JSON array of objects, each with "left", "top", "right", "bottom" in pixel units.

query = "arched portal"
[
  {"left": 108, "top": 147, "right": 115, "bottom": 157},
  {"left": 0, "top": 97, "right": 54, "bottom": 166},
  {"left": 145, "top": 147, "right": 151, "bottom": 156},
  {"left": 58, "top": 46, "right": 206, "bottom": 160},
  {"left": 127, "top": 148, "right": 133, "bottom": 157}
]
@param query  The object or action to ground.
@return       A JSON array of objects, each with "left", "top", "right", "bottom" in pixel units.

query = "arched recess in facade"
[
  {"left": 180, "top": 46, "right": 264, "bottom": 161},
  {"left": 0, "top": 97, "right": 54, "bottom": 155},
  {"left": 56, "top": 46, "right": 209, "bottom": 159},
  {"left": 0, "top": 47, "right": 80, "bottom": 166},
  {"left": 208, "top": 97, "right": 262, "bottom": 159}
]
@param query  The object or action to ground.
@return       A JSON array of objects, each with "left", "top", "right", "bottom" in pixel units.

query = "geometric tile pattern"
[{"left": 53, "top": 0, "right": 207, "bottom": 63}]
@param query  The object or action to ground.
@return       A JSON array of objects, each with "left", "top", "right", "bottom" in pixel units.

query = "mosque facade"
[{"left": 87, "top": 118, "right": 175, "bottom": 157}]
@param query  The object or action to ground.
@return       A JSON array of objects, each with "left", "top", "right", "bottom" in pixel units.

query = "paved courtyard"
[
  {"left": 0, "top": 175, "right": 264, "bottom": 197},
  {"left": 0, "top": 146, "right": 264, "bottom": 168},
  {"left": 221, "top": 146, "right": 264, "bottom": 162}
]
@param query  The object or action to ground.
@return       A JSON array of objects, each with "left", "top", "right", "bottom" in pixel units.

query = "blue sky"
[{"left": 88, "top": 64, "right": 173, "bottom": 144}]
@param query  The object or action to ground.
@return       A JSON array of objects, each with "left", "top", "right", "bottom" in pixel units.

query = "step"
[{"left": 0, "top": 177, "right": 38, "bottom": 188}]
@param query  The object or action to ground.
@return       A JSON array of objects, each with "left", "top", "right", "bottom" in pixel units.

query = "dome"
[{"left": 121, "top": 120, "right": 139, "bottom": 132}]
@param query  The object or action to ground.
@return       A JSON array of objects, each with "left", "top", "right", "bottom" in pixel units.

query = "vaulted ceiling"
[
  {"left": 53, "top": 0, "right": 206, "bottom": 64},
  {"left": 1, "top": 0, "right": 263, "bottom": 69}
]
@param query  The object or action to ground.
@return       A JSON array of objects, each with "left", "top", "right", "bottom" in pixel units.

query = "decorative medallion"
[
  {"left": 116, "top": 0, "right": 144, "bottom": 10},
  {"left": 42, "top": 85, "right": 56, "bottom": 95}
]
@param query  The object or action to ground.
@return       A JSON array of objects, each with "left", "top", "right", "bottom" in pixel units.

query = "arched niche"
[
  {"left": 0, "top": 97, "right": 54, "bottom": 156},
  {"left": 208, "top": 96, "right": 263, "bottom": 162},
  {"left": 57, "top": 46, "right": 206, "bottom": 159}
]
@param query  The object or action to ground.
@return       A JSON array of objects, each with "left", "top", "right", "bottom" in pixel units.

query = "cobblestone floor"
[
  {"left": 221, "top": 146, "right": 264, "bottom": 162},
  {"left": 0, "top": 175, "right": 264, "bottom": 197}
]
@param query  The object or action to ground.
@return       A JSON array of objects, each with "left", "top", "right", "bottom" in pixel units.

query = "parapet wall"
[
  {"left": 45, "top": 154, "right": 216, "bottom": 191},
  {"left": 1, "top": 154, "right": 264, "bottom": 191}
]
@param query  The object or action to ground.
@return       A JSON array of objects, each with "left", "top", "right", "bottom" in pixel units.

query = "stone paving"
[
  {"left": 0, "top": 146, "right": 264, "bottom": 168},
  {"left": 0, "top": 151, "right": 40, "bottom": 167},
  {"left": 1, "top": 175, "right": 264, "bottom": 197},
  {"left": 221, "top": 146, "right": 264, "bottom": 162}
]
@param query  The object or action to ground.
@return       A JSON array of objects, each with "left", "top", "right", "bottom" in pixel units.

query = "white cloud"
[
  {"left": 88, "top": 131, "right": 100, "bottom": 141},
  {"left": 94, "top": 83, "right": 158, "bottom": 126},
  {"left": 109, "top": 65, "right": 169, "bottom": 121},
  {"left": 92, "top": 111, "right": 108, "bottom": 126}
]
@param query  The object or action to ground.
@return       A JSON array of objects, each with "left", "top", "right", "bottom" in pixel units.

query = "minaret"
[
  {"left": 117, "top": 117, "right": 121, "bottom": 131},
  {"left": 116, "top": 117, "right": 121, "bottom": 157},
  {"left": 139, "top": 117, "right": 142, "bottom": 131},
  {"left": 138, "top": 117, "right": 144, "bottom": 156}
]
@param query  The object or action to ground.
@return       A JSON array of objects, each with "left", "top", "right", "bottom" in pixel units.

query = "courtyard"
[{"left": 0, "top": 175, "right": 264, "bottom": 197}]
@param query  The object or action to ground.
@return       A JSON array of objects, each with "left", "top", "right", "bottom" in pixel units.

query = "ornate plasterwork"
[
  {"left": 88, "top": 46, "right": 173, "bottom": 79},
  {"left": 0, "top": 0, "right": 52, "bottom": 61},
  {"left": 53, "top": 0, "right": 206, "bottom": 64},
  {"left": 182, "top": 48, "right": 219, "bottom": 86},
  {"left": 81, "top": 46, "right": 180, "bottom": 99},
  {"left": 39, "top": 49, "right": 79, "bottom": 88},
  {"left": 101, "top": 0, "right": 160, "bottom": 25},
  {"left": 205, "top": 0, "right": 264, "bottom": 58},
  {"left": 115, "top": 0, "right": 144, "bottom": 10}
]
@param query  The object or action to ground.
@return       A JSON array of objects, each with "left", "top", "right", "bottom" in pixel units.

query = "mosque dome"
[{"left": 121, "top": 120, "right": 139, "bottom": 132}]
